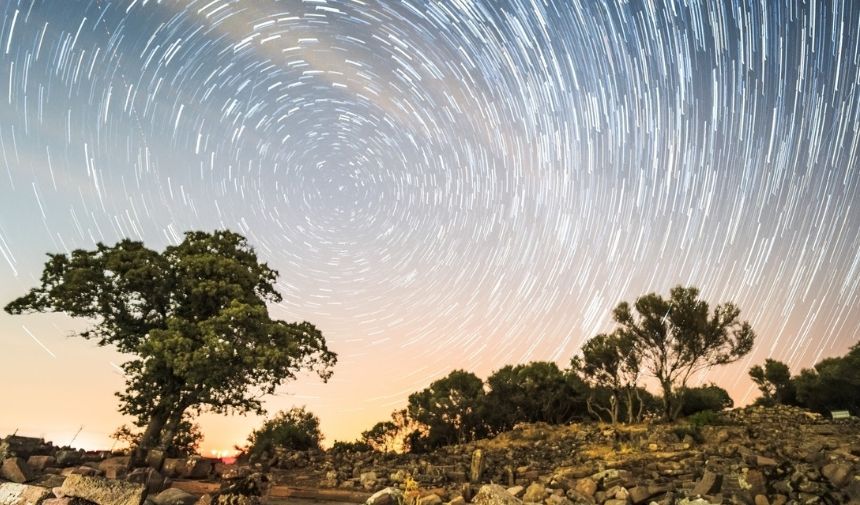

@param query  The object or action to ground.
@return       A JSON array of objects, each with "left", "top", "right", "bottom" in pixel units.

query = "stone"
[
  {"left": 447, "top": 497, "right": 465, "bottom": 505},
  {"left": 151, "top": 489, "right": 196, "bottom": 505},
  {"left": 691, "top": 471, "right": 722, "bottom": 496},
  {"left": 756, "top": 456, "right": 778, "bottom": 467},
  {"left": 2, "top": 458, "right": 35, "bottom": 483},
  {"left": 417, "top": 494, "right": 442, "bottom": 505},
  {"left": 603, "top": 500, "right": 627, "bottom": 505},
  {"left": 159, "top": 461, "right": 184, "bottom": 479},
  {"left": 470, "top": 450, "right": 484, "bottom": 483},
  {"left": 54, "top": 452, "right": 81, "bottom": 469},
  {"left": 543, "top": 496, "right": 571, "bottom": 505},
  {"left": 820, "top": 462, "right": 852, "bottom": 487},
  {"left": 0, "top": 483, "right": 52, "bottom": 505},
  {"left": 319, "top": 470, "right": 337, "bottom": 488},
  {"left": 42, "top": 499, "right": 91, "bottom": 505},
  {"left": 627, "top": 486, "right": 654, "bottom": 505},
  {"left": 505, "top": 487, "right": 523, "bottom": 498},
  {"left": 573, "top": 478, "right": 596, "bottom": 498},
  {"left": 145, "top": 451, "right": 165, "bottom": 472},
  {"left": 97, "top": 458, "right": 129, "bottom": 480},
  {"left": 366, "top": 488, "right": 404, "bottom": 505},
  {"left": 359, "top": 471, "right": 377, "bottom": 490},
  {"left": 125, "top": 468, "right": 164, "bottom": 496},
  {"left": 754, "top": 495, "right": 769, "bottom": 505},
  {"left": 472, "top": 485, "right": 523, "bottom": 505},
  {"left": 60, "top": 474, "right": 146, "bottom": 505},
  {"left": 181, "top": 458, "right": 211, "bottom": 480},
  {"left": 26, "top": 457, "right": 55, "bottom": 473},
  {"left": 739, "top": 469, "right": 767, "bottom": 497},
  {"left": 521, "top": 483, "right": 545, "bottom": 504}
]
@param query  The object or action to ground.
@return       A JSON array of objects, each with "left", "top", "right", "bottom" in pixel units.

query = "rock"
[
  {"left": 0, "top": 483, "right": 52, "bottom": 505},
  {"left": 739, "top": 469, "right": 767, "bottom": 497},
  {"left": 603, "top": 500, "right": 627, "bottom": 505},
  {"left": 447, "top": 497, "right": 465, "bottom": 505},
  {"left": 43, "top": 499, "right": 92, "bottom": 505},
  {"left": 417, "top": 494, "right": 441, "bottom": 505},
  {"left": 181, "top": 458, "right": 211, "bottom": 480},
  {"left": 60, "top": 475, "right": 145, "bottom": 505},
  {"left": 755, "top": 456, "right": 778, "bottom": 468},
  {"left": 521, "top": 483, "right": 545, "bottom": 504},
  {"left": 319, "top": 470, "right": 338, "bottom": 488},
  {"left": 691, "top": 470, "right": 722, "bottom": 496},
  {"left": 627, "top": 486, "right": 654, "bottom": 505},
  {"left": 2, "top": 458, "right": 35, "bottom": 483},
  {"left": 365, "top": 488, "right": 403, "bottom": 505},
  {"left": 145, "top": 451, "right": 164, "bottom": 472},
  {"left": 159, "top": 461, "right": 184, "bottom": 479},
  {"left": 97, "top": 458, "right": 129, "bottom": 480},
  {"left": 359, "top": 471, "right": 377, "bottom": 490},
  {"left": 573, "top": 478, "right": 596, "bottom": 498},
  {"left": 151, "top": 489, "right": 196, "bottom": 505},
  {"left": 26, "top": 457, "right": 55, "bottom": 473},
  {"left": 543, "top": 496, "right": 571, "bottom": 505},
  {"left": 470, "top": 450, "right": 484, "bottom": 483},
  {"left": 472, "top": 485, "right": 522, "bottom": 505},
  {"left": 820, "top": 462, "right": 852, "bottom": 487},
  {"left": 754, "top": 495, "right": 769, "bottom": 505},
  {"left": 125, "top": 468, "right": 164, "bottom": 495},
  {"left": 505, "top": 487, "right": 523, "bottom": 498},
  {"left": 54, "top": 453, "right": 81, "bottom": 468}
]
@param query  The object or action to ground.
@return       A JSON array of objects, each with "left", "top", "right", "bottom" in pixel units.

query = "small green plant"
[
  {"left": 688, "top": 409, "right": 723, "bottom": 428},
  {"left": 246, "top": 406, "right": 323, "bottom": 460}
]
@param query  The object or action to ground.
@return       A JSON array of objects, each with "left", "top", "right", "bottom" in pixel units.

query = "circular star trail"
[{"left": 1, "top": 0, "right": 859, "bottom": 448}]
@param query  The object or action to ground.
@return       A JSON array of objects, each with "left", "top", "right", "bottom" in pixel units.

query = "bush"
[
  {"left": 329, "top": 440, "right": 372, "bottom": 453},
  {"left": 246, "top": 407, "right": 322, "bottom": 460},
  {"left": 678, "top": 384, "right": 733, "bottom": 416},
  {"left": 687, "top": 409, "right": 724, "bottom": 427}
]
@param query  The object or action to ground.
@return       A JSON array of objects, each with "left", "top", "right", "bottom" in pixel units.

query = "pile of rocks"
[{"left": 284, "top": 406, "right": 859, "bottom": 504}]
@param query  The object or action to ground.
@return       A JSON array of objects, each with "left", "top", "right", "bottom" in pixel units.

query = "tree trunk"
[
  {"left": 158, "top": 405, "right": 187, "bottom": 453},
  {"left": 131, "top": 404, "right": 170, "bottom": 467},
  {"left": 660, "top": 380, "right": 673, "bottom": 422}
]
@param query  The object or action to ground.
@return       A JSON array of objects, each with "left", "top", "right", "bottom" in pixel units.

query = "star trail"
[{"left": 1, "top": 0, "right": 859, "bottom": 451}]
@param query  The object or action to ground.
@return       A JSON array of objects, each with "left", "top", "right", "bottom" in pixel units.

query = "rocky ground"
[{"left": 1, "top": 406, "right": 858, "bottom": 505}]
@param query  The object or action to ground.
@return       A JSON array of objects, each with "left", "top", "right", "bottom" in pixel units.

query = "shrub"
[{"left": 246, "top": 407, "right": 322, "bottom": 459}]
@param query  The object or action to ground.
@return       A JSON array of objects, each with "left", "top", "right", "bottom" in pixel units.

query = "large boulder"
[
  {"left": 97, "top": 458, "right": 129, "bottom": 480},
  {"left": 359, "top": 472, "right": 377, "bottom": 490},
  {"left": 60, "top": 474, "right": 146, "bottom": 505},
  {"left": 471, "top": 485, "right": 523, "bottom": 505},
  {"left": 0, "top": 483, "right": 52, "bottom": 505},
  {"left": 2, "top": 459, "right": 35, "bottom": 483}
]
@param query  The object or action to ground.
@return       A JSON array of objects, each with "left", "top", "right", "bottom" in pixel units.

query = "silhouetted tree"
[
  {"left": 574, "top": 331, "right": 643, "bottom": 424},
  {"left": 406, "top": 370, "right": 486, "bottom": 449},
  {"left": 483, "top": 361, "right": 587, "bottom": 432},
  {"left": 749, "top": 359, "right": 795, "bottom": 405},
  {"left": 612, "top": 286, "right": 755, "bottom": 421},
  {"left": 5, "top": 231, "right": 337, "bottom": 464},
  {"left": 794, "top": 343, "right": 860, "bottom": 416}
]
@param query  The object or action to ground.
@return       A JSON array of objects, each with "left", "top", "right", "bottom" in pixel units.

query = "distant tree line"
[
  {"left": 748, "top": 344, "right": 860, "bottom": 415},
  {"left": 250, "top": 285, "right": 757, "bottom": 455}
]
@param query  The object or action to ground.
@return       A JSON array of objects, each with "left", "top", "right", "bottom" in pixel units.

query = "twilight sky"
[{"left": 1, "top": 0, "right": 859, "bottom": 455}]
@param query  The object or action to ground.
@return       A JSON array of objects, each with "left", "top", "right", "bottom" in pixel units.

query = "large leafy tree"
[
  {"left": 406, "top": 370, "right": 486, "bottom": 449},
  {"left": 483, "top": 361, "right": 587, "bottom": 432},
  {"left": 573, "top": 331, "right": 642, "bottom": 424},
  {"left": 5, "top": 231, "right": 337, "bottom": 463},
  {"left": 612, "top": 286, "right": 755, "bottom": 421},
  {"left": 794, "top": 343, "right": 860, "bottom": 416},
  {"left": 749, "top": 359, "right": 795, "bottom": 405}
]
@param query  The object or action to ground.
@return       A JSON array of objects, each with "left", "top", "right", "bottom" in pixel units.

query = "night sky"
[{"left": 1, "top": 0, "right": 859, "bottom": 454}]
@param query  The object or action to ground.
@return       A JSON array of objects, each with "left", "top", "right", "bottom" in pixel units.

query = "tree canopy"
[
  {"left": 5, "top": 230, "right": 337, "bottom": 462},
  {"left": 612, "top": 285, "right": 755, "bottom": 420}
]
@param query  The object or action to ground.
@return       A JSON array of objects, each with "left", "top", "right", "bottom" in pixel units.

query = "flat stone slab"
[
  {"left": 0, "top": 482, "right": 52, "bottom": 505},
  {"left": 60, "top": 474, "right": 145, "bottom": 505}
]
